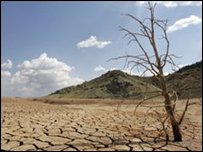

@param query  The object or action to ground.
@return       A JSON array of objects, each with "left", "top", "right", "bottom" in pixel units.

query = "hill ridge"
[{"left": 50, "top": 61, "right": 202, "bottom": 99}]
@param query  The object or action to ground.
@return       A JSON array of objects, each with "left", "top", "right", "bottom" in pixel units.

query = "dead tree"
[{"left": 110, "top": 2, "right": 186, "bottom": 141}]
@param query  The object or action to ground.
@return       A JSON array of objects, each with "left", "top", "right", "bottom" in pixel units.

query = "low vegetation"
[{"left": 49, "top": 61, "right": 202, "bottom": 99}]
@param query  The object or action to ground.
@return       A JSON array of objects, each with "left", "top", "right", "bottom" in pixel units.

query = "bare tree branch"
[
  {"left": 133, "top": 93, "right": 162, "bottom": 114},
  {"left": 178, "top": 98, "right": 191, "bottom": 125},
  {"left": 154, "top": 110, "right": 169, "bottom": 141}
]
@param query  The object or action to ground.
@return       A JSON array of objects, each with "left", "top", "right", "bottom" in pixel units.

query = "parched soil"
[{"left": 1, "top": 97, "right": 202, "bottom": 151}]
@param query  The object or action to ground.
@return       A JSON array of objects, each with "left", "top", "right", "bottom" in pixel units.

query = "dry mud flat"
[{"left": 1, "top": 97, "right": 202, "bottom": 151}]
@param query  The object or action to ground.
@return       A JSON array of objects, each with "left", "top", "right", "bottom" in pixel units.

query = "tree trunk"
[
  {"left": 164, "top": 91, "right": 182, "bottom": 141},
  {"left": 170, "top": 115, "right": 182, "bottom": 141},
  {"left": 159, "top": 74, "right": 182, "bottom": 142}
]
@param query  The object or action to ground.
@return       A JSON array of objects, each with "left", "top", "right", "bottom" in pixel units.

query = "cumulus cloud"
[
  {"left": 94, "top": 65, "right": 106, "bottom": 72},
  {"left": 2, "top": 53, "right": 84, "bottom": 97},
  {"left": 1, "top": 59, "right": 12, "bottom": 69},
  {"left": 1, "top": 73, "right": 13, "bottom": 97},
  {"left": 1, "top": 70, "right": 12, "bottom": 77},
  {"left": 167, "top": 15, "right": 202, "bottom": 33},
  {"left": 77, "top": 36, "right": 112, "bottom": 49},
  {"left": 135, "top": 1, "right": 202, "bottom": 7}
]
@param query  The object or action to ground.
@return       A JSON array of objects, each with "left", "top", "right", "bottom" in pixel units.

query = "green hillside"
[
  {"left": 49, "top": 61, "right": 202, "bottom": 99},
  {"left": 139, "top": 61, "right": 202, "bottom": 99},
  {"left": 49, "top": 70, "right": 161, "bottom": 99},
  {"left": 166, "top": 61, "right": 202, "bottom": 98}
]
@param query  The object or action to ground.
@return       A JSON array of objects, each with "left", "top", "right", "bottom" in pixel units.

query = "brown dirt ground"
[{"left": 1, "top": 97, "right": 202, "bottom": 151}]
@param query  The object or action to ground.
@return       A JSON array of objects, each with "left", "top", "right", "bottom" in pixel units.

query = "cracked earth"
[{"left": 1, "top": 97, "right": 202, "bottom": 151}]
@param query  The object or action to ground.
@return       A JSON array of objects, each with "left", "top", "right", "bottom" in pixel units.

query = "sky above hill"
[{"left": 1, "top": 1, "right": 202, "bottom": 97}]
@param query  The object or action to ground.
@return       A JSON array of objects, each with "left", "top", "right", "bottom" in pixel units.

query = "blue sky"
[{"left": 1, "top": 1, "right": 202, "bottom": 97}]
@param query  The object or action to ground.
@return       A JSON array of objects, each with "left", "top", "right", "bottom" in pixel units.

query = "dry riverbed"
[{"left": 1, "top": 97, "right": 202, "bottom": 151}]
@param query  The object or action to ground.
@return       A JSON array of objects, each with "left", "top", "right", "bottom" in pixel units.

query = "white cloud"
[
  {"left": 135, "top": 1, "right": 146, "bottom": 6},
  {"left": 1, "top": 69, "right": 13, "bottom": 97},
  {"left": 135, "top": 1, "right": 202, "bottom": 7},
  {"left": 1, "top": 59, "right": 12, "bottom": 69},
  {"left": 142, "top": 70, "right": 153, "bottom": 77},
  {"left": 1, "top": 70, "right": 12, "bottom": 77},
  {"left": 77, "top": 36, "right": 112, "bottom": 49},
  {"left": 164, "top": 71, "right": 169, "bottom": 76},
  {"left": 157, "top": 1, "right": 202, "bottom": 7},
  {"left": 167, "top": 15, "right": 202, "bottom": 33},
  {"left": 94, "top": 65, "right": 106, "bottom": 72},
  {"left": 2, "top": 52, "right": 84, "bottom": 97}
]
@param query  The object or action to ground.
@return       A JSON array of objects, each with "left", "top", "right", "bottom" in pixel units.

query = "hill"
[
  {"left": 49, "top": 70, "right": 160, "bottom": 99},
  {"left": 166, "top": 60, "right": 202, "bottom": 98},
  {"left": 138, "top": 61, "right": 202, "bottom": 99},
  {"left": 49, "top": 61, "right": 202, "bottom": 99}
]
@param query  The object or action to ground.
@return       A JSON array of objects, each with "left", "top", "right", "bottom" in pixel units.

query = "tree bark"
[
  {"left": 165, "top": 96, "right": 182, "bottom": 141},
  {"left": 161, "top": 78, "right": 182, "bottom": 141}
]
